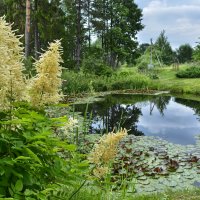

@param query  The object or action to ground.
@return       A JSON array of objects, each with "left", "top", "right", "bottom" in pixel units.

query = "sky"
[{"left": 135, "top": 0, "right": 200, "bottom": 49}]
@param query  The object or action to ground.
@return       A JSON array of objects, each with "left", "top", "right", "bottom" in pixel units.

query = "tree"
[
  {"left": 25, "top": 0, "right": 31, "bottom": 58},
  {"left": 193, "top": 41, "right": 200, "bottom": 61},
  {"left": 176, "top": 44, "right": 193, "bottom": 63},
  {"left": 91, "top": 0, "right": 143, "bottom": 68},
  {"left": 138, "top": 43, "right": 150, "bottom": 55},
  {"left": 155, "top": 30, "right": 174, "bottom": 65},
  {"left": 2, "top": 0, "right": 67, "bottom": 60}
]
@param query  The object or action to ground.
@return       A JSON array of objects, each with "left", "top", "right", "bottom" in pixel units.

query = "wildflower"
[
  {"left": 61, "top": 116, "right": 79, "bottom": 136},
  {"left": 58, "top": 116, "right": 79, "bottom": 143},
  {"left": 28, "top": 40, "right": 63, "bottom": 107},
  {"left": 0, "top": 17, "right": 26, "bottom": 109},
  {"left": 88, "top": 128, "right": 127, "bottom": 178},
  {"left": 88, "top": 128, "right": 127, "bottom": 164}
]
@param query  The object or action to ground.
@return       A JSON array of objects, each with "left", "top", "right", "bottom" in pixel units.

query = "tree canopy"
[{"left": 0, "top": 0, "right": 143, "bottom": 70}]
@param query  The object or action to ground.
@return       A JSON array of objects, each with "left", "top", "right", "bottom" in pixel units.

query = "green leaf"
[
  {"left": 8, "top": 188, "right": 13, "bottom": 196},
  {"left": 24, "top": 148, "right": 42, "bottom": 164},
  {"left": 24, "top": 189, "right": 35, "bottom": 196},
  {"left": 65, "top": 144, "right": 76, "bottom": 151},
  {"left": 11, "top": 169, "right": 23, "bottom": 179},
  {"left": 0, "top": 168, "right": 5, "bottom": 176},
  {"left": 15, "top": 156, "right": 31, "bottom": 161},
  {"left": 15, "top": 180, "right": 23, "bottom": 192}
]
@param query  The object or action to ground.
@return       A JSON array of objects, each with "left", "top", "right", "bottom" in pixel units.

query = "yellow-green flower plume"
[
  {"left": 88, "top": 128, "right": 127, "bottom": 178},
  {"left": 28, "top": 40, "right": 63, "bottom": 107},
  {"left": 0, "top": 16, "right": 26, "bottom": 110}
]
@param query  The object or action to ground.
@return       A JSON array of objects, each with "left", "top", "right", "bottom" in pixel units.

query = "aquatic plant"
[{"left": 112, "top": 135, "right": 200, "bottom": 193}]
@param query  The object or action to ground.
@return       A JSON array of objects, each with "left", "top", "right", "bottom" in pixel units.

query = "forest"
[{"left": 1, "top": 0, "right": 200, "bottom": 199}]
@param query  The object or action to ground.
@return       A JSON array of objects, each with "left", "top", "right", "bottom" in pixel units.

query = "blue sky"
[{"left": 135, "top": 0, "right": 200, "bottom": 49}]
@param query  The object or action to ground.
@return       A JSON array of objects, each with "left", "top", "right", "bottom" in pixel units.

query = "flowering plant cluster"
[{"left": 0, "top": 17, "right": 63, "bottom": 109}]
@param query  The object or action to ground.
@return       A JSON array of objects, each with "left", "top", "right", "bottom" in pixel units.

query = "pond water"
[{"left": 74, "top": 94, "right": 200, "bottom": 145}]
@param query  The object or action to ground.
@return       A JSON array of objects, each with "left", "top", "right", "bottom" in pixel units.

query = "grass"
[
  {"left": 116, "top": 64, "right": 200, "bottom": 99},
  {"left": 55, "top": 187, "right": 200, "bottom": 200},
  {"left": 129, "top": 189, "right": 200, "bottom": 200},
  {"left": 149, "top": 65, "right": 200, "bottom": 95}
]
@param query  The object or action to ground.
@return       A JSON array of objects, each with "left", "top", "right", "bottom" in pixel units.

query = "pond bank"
[{"left": 63, "top": 89, "right": 200, "bottom": 105}]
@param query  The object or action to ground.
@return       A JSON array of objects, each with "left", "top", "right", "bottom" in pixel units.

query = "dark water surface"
[{"left": 74, "top": 94, "right": 200, "bottom": 145}]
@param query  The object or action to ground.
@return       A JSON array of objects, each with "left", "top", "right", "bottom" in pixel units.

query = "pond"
[{"left": 74, "top": 94, "right": 200, "bottom": 145}]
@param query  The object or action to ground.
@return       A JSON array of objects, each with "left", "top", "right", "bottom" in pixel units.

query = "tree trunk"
[
  {"left": 25, "top": 0, "right": 31, "bottom": 58},
  {"left": 75, "top": 0, "right": 81, "bottom": 71},
  {"left": 87, "top": 0, "right": 91, "bottom": 49},
  {"left": 34, "top": 0, "right": 40, "bottom": 59},
  {"left": 109, "top": 0, "right": 113, "bottom": 67}
]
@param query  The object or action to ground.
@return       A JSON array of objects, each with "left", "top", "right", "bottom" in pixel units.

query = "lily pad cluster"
[{"left": 112, "top": 135, "right": 200, "bottom": 194}]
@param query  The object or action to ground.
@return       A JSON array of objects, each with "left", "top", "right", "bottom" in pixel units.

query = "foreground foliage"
[{"left": 0, "top": 104, "right": 88, "bottom": 199}]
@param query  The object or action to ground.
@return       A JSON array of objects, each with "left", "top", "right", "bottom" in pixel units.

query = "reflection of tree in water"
[
  {"left": 90, "top": 104, "right": 143, "bottom": 135},
  {"left": 73, "top": 94, "right": 172, "bottom": 136},
  {"left": 175, "top": 98, "right": 200, "bottom": 120},
  {"left": 74, "top": 95, "right": 144, "bottom": 135},
  {"left": 150, "top": 96, "right": 171, "bottom": 116}
]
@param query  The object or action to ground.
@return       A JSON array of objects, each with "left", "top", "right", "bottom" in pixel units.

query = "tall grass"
[{"left": 62, "top": 69, "right": 150, "bottom": 95}]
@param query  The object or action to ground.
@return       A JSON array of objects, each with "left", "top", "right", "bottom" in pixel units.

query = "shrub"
[
  {"left": 176, "top": 66, "right": 200, "bottom": 78},
  {"left": 82, "top": 58, "right": 113, "bottom": 77}
]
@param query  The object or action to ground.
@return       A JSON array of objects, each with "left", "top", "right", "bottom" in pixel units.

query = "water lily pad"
[
  {"left": 137, "top": 175, "right": 147, "bottom": 180},
  {"left": 138, "top": 179, "right": 150, "bottom": 185}
]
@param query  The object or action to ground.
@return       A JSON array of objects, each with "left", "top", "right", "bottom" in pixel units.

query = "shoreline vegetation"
[{"left": 62, "top": 65, "right": 200, "bottom": 104}]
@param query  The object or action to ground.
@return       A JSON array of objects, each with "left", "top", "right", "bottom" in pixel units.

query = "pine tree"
[{"left": 155, "top": 30, "right": 174, "bottom": 65}]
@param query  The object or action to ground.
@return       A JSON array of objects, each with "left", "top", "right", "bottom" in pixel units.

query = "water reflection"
[
  {"left": 74, "top": 94, "right": 200, "bottom": 145},
  {"left": 149, "top": 96, "right": 171, "bottom": 116}
]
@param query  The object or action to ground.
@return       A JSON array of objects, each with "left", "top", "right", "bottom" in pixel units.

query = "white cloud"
[{"left": 136, "top": 0, "right": 200, "bottom": 49}]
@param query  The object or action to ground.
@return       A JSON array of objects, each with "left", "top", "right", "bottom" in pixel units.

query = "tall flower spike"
[
  {"left": 28, "top": 40, "right": 63, "bottom": 107},
  {"left": 88, "top": 128, "right": 127, "bottom": 178},
  {"left": 0, "top": 16, "right": 26, "bottom": 110}
]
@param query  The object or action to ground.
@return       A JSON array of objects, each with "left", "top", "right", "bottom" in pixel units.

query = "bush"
[
  {"left": 82, "top": 54, "right": 113, "bottom": 77},
  {"left": 176, "top": 66, "right": 200, "bottom": 78}
]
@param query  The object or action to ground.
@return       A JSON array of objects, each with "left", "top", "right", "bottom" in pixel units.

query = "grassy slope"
[{"left": 150, "top": 65, "right": 200, "bottom": 95}]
